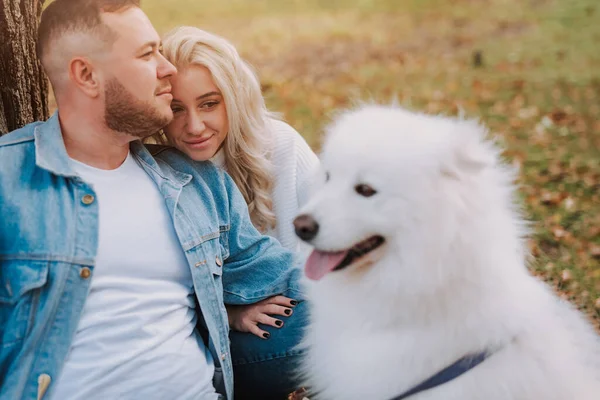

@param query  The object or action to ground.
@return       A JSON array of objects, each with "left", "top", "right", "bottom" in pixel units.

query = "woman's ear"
[{"left": 68, "top": 57, "right": 100, "bottom": 98}]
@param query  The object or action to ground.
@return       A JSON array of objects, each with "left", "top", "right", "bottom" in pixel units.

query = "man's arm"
[{"left": 220, "top": 173, "right": 305, "bottom": 305}]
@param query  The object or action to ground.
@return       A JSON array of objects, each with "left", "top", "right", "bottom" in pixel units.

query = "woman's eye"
[
  {"left": 355, "top": 184, "right": 377, "bottom": 197},
  {"left": 200, "top": 101, "right": 219, "bottom": 110},
  {"left": 171, "top": 108, "right": 183, "bottom": 114}
]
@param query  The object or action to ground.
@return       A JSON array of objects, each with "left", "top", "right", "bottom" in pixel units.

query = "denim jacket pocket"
[{"left": 0, "top": 261, "right": 49, "bottom": 346}]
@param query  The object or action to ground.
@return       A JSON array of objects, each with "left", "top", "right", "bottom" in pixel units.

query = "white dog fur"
[{"left": 296, "top": 105, "right": 600, "bottom": 400}]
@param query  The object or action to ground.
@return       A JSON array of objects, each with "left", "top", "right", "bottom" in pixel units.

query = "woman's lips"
[{"left": 185, "top": 135, "right": 215, "bottom": 149}]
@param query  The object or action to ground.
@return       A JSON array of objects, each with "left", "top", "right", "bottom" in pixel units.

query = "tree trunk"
[{"left": 0, "top": 0, "right": 48, "bottom": 135}]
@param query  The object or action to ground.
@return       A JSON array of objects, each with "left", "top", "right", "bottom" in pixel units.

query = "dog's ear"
[{"left": 441, "top": 120, "right": 495, "bottom": 180}]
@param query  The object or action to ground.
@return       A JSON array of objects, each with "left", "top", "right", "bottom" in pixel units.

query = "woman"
[{"left": 154, "top": 26, "right": 319, "bottom": 399}]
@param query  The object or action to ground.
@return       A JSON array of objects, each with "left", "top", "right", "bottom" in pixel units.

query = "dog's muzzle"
[{"left": 294, "top": 214, "right": 319, "bottom": 241}]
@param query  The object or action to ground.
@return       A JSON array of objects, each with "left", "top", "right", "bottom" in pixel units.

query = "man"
[{"left": 0, "top": 1, "right": 305, "bottom": 399}]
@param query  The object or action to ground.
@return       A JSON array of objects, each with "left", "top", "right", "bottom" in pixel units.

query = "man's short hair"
[{"left": 37, "top": 0, "right": 140, "bottom": 62}]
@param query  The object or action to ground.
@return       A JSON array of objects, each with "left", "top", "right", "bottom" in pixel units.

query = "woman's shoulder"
[
  {"left": 267, "top": 118, "right": 316, "bottom": 158},
  {"left": 268, "top": 118, "right": 301, "bottom": 141}
]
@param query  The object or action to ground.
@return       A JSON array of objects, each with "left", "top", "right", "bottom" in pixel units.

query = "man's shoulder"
[
  {"left": 145, "top": 143, "right": 184, "bottom": 159},
  {"left": 0, "top": 121, "right": 41, "bottom": 148},
  {"left": 0, "top": 122, "right": 42, "bottom": 193},
  {"left": 0, "top": 122, "right": 40, "bottom": 171},
  {"left": 144, "top": 144, "right": 239, "bottom": 206},
  {"left": 145, "top": 144, "right": 223, "bottom": 177}
]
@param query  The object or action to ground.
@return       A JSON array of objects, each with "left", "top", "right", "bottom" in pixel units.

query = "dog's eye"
[{"left": 355, "top": 184, "right": 377, "bottom": 197}]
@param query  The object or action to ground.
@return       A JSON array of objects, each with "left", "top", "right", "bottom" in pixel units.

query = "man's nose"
[
  {"left": 293, "top": 214, "right": 319, "bottom": 241},
  {"left": 158, "top": 54, "right": 177, "bottom": 79}
]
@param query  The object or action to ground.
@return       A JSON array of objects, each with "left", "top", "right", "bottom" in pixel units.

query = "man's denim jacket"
[{"left": 0, "top": 114, "right": 304, "bottom": 400}]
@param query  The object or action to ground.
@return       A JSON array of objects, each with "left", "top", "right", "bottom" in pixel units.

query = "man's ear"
[{"left": 68, "top": 57, "right": 100, "bottom": 98}]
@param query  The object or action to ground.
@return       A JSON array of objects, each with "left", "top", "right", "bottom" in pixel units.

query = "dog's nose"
[{"left": 293, "top": 214, "right": 319, "bottom": 241}]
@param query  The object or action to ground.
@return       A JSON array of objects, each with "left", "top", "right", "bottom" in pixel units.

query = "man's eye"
[{"left": 142, "top": 51, "right": 153, "bottom": 58}]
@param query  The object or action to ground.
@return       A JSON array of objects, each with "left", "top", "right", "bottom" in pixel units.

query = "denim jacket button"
[
  {"left": 81, "top": 194, "right": 95, "bottom": 205},
  {"left": 37, "top": 373, "right": 51, "bottom": 400},
  {"left": 80, "top": 267, "right": 91, "bottom": 279},
  {"left": 215, "top": 256, "right": 223, "bottom": 267},
  {"left": 221, "top": 352, "right": 227, "bottom": 360}
]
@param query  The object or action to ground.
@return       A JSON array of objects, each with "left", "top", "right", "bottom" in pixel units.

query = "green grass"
[{"left": 142, "top": 0, "right": 600, "bottom": 328}]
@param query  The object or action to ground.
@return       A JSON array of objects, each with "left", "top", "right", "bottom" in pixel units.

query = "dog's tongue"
[{"left": 305, "top": 249, "right": 348, "bottom": 281}]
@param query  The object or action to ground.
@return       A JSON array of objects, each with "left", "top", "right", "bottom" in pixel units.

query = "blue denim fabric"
[
  {"left": 230, "top": 300, "right": 308, "bottom": 400},
  {"left": 0, "top": 113, "right": 305, "bottom": 400}
]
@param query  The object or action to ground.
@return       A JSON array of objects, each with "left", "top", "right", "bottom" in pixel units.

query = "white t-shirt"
[{"left": 51, "top": 152, "right": 218, "bottom": 400}]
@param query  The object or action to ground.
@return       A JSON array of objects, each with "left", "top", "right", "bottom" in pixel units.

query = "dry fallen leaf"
[
  {"left": 553, "top": 227, "right": 567, "bottom": 239},
  {"left": 590, "top": 245, "right": 600, "bottom": 259},
  {"left": 550, "top": 109, "right": 568, "bottom": 124},
  {"left": 561, "top": 269, "right": 572, "bottom": 282},
  {"left": 288, "top": 388, "right": 309, "bottom": 400},
  {"left": 563, "top": 197, "right": 575, "bottom": 211}
]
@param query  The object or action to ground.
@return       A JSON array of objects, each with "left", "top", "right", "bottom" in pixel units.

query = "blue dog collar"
[{"left": 390, "top": 350, "right": 492, "bottom": 400}]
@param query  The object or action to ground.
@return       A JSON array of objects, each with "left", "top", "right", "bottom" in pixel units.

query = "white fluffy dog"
[{"left": 293, "top": 105, "right": 600, "bottom": 400}]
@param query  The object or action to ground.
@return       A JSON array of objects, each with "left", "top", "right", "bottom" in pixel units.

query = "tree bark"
[{"left": 0, "top": 0, "right": 48, "bottom": 135}]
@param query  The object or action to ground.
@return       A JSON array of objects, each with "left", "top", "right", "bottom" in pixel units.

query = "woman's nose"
[{"left": 187, "top": 113, "right": 205, "bottom": 135}]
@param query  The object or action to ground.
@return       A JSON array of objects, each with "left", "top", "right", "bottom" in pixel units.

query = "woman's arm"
[{"left": 220, "top": 171, "right": 305, "bottom": 305}]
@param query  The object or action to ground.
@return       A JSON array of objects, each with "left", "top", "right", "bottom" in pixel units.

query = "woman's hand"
[{"left": 227, "top": 295, "right": 298, "bottom": 339}]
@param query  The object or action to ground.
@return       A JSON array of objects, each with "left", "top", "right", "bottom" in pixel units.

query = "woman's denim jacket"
[{"left": 0, "top": 114, "right": 304, "bottom": 400}]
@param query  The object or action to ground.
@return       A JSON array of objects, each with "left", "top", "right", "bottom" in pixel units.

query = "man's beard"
[{"left": 104, "top": 77, "right": 171, "bottom": 138}]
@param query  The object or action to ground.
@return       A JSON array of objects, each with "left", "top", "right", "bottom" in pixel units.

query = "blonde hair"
[{"left": 157, "top": 26, "right": 277, "bottom": 232}]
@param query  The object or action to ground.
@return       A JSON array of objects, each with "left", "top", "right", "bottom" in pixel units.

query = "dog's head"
[{"left": 295, "top": 105, "right": 519, "bottom": 289}]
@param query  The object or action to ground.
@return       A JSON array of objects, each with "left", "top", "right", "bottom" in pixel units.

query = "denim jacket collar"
[
  {"left": 130, "top": 141, "right": 192, "bottom": 188},
  {"left": 34, "top": 112, "right": 78, "bottom": 178},
  {"left": 33, "top": 112, "right": 191, "bottom": 188}
]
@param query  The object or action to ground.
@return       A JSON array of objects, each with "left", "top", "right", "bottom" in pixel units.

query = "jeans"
[{"left": 229, "top": 300, "right": 308, "bottom": 400}]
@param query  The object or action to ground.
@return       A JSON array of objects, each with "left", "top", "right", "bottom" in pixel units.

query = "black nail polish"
[
  {"left": 263, "top": 332, "right": 270, "bottom": 339},
  {"left": 290, "top": 300, "right": 298, "bottom": 306},
  {"left": 275, "top": 320, "right": 283, "bottom": 327},
  {"left": 284, "top": 308, "right": 292, "bottom": 315}
]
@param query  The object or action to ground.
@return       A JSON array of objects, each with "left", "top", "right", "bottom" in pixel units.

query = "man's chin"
[
  {"left": 147, "top": 106, "right": 174, "bottom": 134},
  {"left": 158, "top": 105, "right": 174, "bottom": 125}
]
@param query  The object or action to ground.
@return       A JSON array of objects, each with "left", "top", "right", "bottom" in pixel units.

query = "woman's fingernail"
[
  {"left": 284, "top": 308, "right": 292, "bottom": 315},
  {"left": 275, "top": 320, "right": 283, "bottom": 327},
  {"left": 290, "top": 300, "right": 298, "bottom": 306},
  {"left": 263, "top": 332, "right": 270, "bottom": 339}
]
